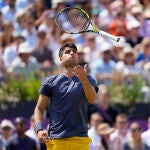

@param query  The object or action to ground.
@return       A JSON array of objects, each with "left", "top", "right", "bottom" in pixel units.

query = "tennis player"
[{"left": 34, "top": 43, "right": 98, "bottom": 150}]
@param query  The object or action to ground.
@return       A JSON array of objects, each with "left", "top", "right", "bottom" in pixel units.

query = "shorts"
[{"left": 45, "top": 136, "right": 91, "bottom": 150}]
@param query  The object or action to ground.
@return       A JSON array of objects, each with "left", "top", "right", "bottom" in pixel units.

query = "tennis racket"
[{"left": 55, "top": 7, "right": 120, "bottom": 42}]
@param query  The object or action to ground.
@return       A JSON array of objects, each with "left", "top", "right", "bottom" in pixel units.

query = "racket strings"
[
  {"left": 56, "top": 8, "right": 90, "bottom": 33},
  {"left": 67, "top": 10, "right": 86, "bottom": 31}
]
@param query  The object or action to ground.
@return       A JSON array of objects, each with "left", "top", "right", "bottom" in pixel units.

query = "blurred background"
[{"left": 0, "top": 0, "right": 150, "bottom": 149}]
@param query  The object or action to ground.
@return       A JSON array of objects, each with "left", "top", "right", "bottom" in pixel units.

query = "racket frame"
[{"left": 55, "top": 7, "right": 120, "bottom": 42}]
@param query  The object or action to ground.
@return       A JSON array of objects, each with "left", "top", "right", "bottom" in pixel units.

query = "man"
[
  {"left": 110, "top": 113, "right": 129, "bottom": 150},
  {"left": 8, "top": 42, "right": 39, "bottom": 77},
  {"left": 88, "top": 113, "right": 103, "bottom": 150},
  {"left": 88, "top": 84, "right": 118, "bottom": 126},
  {"left": 32, "top": 30, "right": 56, "bottom": 74},
  {"left": 90, "top": 41, "right": 116, "bottom": 85},
  {"left": 0, "top": 119, "right": 15, "bottom": 150},
  {"left": 34, "top": 43, "right": 98, "bottom": 150},
  {"left": 6, "top": 117, "right": 37, "bottom": 150}
]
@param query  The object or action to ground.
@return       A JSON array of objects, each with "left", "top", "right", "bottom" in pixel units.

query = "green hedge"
[
  {"left": 109, "top": 75, "right": 146, "bottom": 107},
  {"left": 0, "top": 73, "right": 147, "bottom": 107},
  {"left": 0, "top": 73, "right": 41, "bottom": 101}
]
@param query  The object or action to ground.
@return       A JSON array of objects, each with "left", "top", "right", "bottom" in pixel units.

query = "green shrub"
[
  {"left": 109, "top": 75, "right": 146, "bottom": 107},
  {"left": 0, "top": 73, "right": 41, "bottom": 101}
]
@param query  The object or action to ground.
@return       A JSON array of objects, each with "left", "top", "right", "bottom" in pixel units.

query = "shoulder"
[
  {"left": 142, "top": 130, "right": 150, "bottom": 138},
  {"left": 11, "top": 57, "right": 21, "bottom": 66},
  {"left": 110, "top": 60, "right": 116, "bottom": 66},
  {"left": 87, "top": 75, "right": 98, "bottom": 90},
  {"left": 116, "top": 61, "right": 125, "bottom": 70},
  {"left": 25, "top": 135, "right": 36, "bottom": 144},
  {"left": 7, "top": 134, "right": 18, "bottom": 146},
  {"left": 29, "top": 56, "right": 38, "bottom": 62},
  {"left": 41, "top": 74, "right": 64, "bottom": 87},
  {"left": 1, "top": 5, "right": 9, "bottom": 13},
  {"left": 87, "top": 75, "right": 96, "bottom": 81},
  {"left": 25, "top": 128, "right": 32, "bottom": 135},
  {"left": 144, "top": 143, "right": 150, "bottom": 150}
]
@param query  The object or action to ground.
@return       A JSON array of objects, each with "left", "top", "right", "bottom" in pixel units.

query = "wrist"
[
  {"left": 34, "top": 122, "right": 43, "bottom": 134},
  {"left": 81, "top": 77, "right": 88, "bottom": 84}
]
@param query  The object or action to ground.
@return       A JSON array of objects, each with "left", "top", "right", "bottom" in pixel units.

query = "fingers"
[
  {"left": 72, "top": 65, "right": 82, "bottom": 76},
  {"left": 71, "top": 65, "right": 88, "bottom": 82},
  {"left": 84, "top": 64, "right": 88, "bottom": 73},
  {"left": 74, "top": 65, "right": 83, "bottom": 72},
  {"left": 38, "top": 130, "right": 51, "bottom": 143}
]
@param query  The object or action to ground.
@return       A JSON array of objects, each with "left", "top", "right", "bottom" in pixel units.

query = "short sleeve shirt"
[{"left": 39, "top": 73, "right": 97, "bottom": 139}]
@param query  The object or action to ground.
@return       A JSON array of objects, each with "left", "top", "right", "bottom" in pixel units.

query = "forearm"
[
  {"left": 81, "top": 77, "right": 96, "bottom": 104},
  {"left": 34, "top": 94, "right": 49, "bottom": 125},
  {"left": 34, "top": 106, "right": 45, "bottom": 124}
]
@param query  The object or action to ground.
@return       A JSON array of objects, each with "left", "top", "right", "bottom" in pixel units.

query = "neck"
[
  {"left": 99, "top": 103, "right": 109, "bottom": 110},
  {"left": 4, "top": 135, "right": 9, "bottom": 140},
  {"left": 134, "top": 138, "right": 142, "bottom": 144},
  {"left": 27, "top": 28, "right": 33, "bottom": 34},
  {"left": 104, "top": 59, "right": 109, "bottom": 63},
  {"left": 130, "top": 33, "right": 138, "bottom": 39},
  {"left": 62, "top": 68, "right": 74, "bottom": 77},
  {"left": 18, "top": 133, "right": 25, "bottom": 139},
  {"left": 38, "top": 46, "right": 45, "bottom": 52},
  {"left": 119, "top": 129, "right": 127, "bottom": 136}
]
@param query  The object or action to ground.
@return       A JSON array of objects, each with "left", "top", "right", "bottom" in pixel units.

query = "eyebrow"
[{"left": 64, "top": 48, "right": 77, "bottom": 52}]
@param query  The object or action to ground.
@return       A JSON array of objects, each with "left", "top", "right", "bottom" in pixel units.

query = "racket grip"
[{"left": 98, "top": 30, "right": 120, "bottom": 42}]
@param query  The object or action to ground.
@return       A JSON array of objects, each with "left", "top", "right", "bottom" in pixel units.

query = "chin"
[{"left": 64, "top": 61, "right": 78, "bottom": 67}]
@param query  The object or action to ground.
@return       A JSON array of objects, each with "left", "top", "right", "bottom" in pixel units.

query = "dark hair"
[
  {"left": 59, "top": 43, "right": 77, "bottom": 57},
  {"left": 37, "top": 31, "right": 46, "bottom": 38},
  {"left": 116, "top": 113, "right": 128, "bottom": 120},
  {"left": 15, "top": 117, "right": 26, "bottom": 124},
  {"left": 101, "top": 137, "right": 108, "bottom": 150}
]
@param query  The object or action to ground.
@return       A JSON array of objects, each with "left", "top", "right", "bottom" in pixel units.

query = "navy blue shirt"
[
  {"left": 39, "top": 73, "right": 97, "bottom": 139},
  {"left": 6, "top": 135, "right": 37, "bottom": 150}
]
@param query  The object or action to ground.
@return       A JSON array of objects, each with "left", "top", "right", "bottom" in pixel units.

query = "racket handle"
[{"left": 98, "top": 30, "right": 120, "bottom": 42}]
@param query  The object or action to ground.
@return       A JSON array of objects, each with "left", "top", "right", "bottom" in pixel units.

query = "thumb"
[
  {"left": 42, "top": 131, "right": 48, "bottom": 137},
  {"left": 84, "top": 64, "right": 88, "bottom": 73}
]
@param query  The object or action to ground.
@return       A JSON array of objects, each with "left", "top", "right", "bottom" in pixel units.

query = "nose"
[{"left": 70, "top": 50, "right": 74, "bottom": 55}]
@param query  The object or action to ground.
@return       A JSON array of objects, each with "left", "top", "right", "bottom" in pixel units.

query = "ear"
[{"left": 59, "top": 56, "right": 63, "bottom": 61}]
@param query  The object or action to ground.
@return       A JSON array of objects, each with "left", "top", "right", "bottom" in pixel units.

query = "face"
[
  {"left": 86, "top": 38, "right": 95, "bottom": 48},
  {"left": 130, "top": 123, "right": 141, "bottom": 139},
  {"left": 26, "top": 18, "right": 34, "bottom": 28},
  {"left": 37, "top": 34, "right": 48, "bottom": 46},
  {"left": 34, "top": 0, "right": 44, "bottom": 10},
  {"left": 15, "top": 122, "right": 26, "bottom": 135},
  {"left": 90, "top": 114, "right": 103, "bottom": 128},
  {"left": 1, "top": 127, "right": 13, "bottom": 138},
  {"left": 124, "top": 53, "right": 134, "bottom": 64},
  {"left": 144, "top": 44, "right": 150, "bottom": 56},
  {"left": 98, "top": 92, "right": 110, "bottom": 108},
  {"left": 116, "top": 116, "right": 128, "bottom": 131},
  {"left": 9, "top": 0, "right": 16, "bottom": 7},
  {"left": 103, "top": 50, "right": 111, "bottom": 61},
  {"left": 60, "top": 47, "right": 78, "bottom": 68},
  {"left": 78, "top": 52, "right": 84, "bottom": 62}
]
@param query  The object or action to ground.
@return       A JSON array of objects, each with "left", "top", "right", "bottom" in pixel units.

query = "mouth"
[{"left": 70, "top": 56, "right": 75, "bottom": 59}]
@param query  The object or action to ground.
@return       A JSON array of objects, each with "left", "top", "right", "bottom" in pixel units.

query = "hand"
[
  {"left": 37, "top": 130, "right": 51, "bottom": 143},
  {"left": 72, "top": 64, "right": 88, "bottom": 82}
]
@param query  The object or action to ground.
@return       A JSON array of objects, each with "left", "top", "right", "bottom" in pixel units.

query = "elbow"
[
  {"left": 34, "top": 105, "right": 44, "bottom": 114},
  {"left": 88, "top": 94, "right": 96, "bottom": 104}
]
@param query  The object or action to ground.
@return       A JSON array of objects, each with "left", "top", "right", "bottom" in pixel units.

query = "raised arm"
[{"left": 72, "top": 65, "right": 97, "bottom": 104}]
